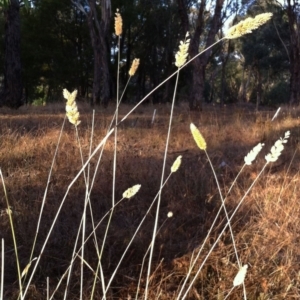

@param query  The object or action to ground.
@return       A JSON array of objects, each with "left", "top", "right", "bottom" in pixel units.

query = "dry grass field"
[{"left": 1, "top": 102, "right": 300, "bottom": 299}]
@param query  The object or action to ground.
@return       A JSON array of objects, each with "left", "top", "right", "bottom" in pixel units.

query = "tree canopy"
[{"left": 0, "top": 0, "right": 298, "bottom": 107}]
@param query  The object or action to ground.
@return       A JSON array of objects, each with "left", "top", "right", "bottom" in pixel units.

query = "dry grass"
[{"left": 1, "top": 102, "right": 300, "bottom": 299}]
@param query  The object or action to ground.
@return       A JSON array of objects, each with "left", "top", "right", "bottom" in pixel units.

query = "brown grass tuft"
[{"left": 1, "top": 103, "right": 300, "bottom": 299}]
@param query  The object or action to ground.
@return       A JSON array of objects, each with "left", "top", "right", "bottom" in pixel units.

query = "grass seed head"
[
  {"left": 123, "top": 184, "right": 141, "bottom": 199},
  {"left": 190, "top": 123, "right": 207, "bottom": 151},
  {"left": 265, "top": 131, "right": 290, "bottom": 163},
  {"left": 63, "top": 89, "right": 77, "bottom": 105},
  {"left": 114, "top": 9, "right": 123, "bottom": 36},
  {"left": 225, "top": 13, "right": 273, "bottom": 39},
  {"left": 233, "top": 264, "right": 248, "bottom": 287},
  {"left": 129, "top": 58, "right": 140, "bottom": 76},
  {"left": 167, "top": 211, "right": 173, "bottom": 218},
  {"left": 175, "top": 32, "right": 190, "bottom": 68},
  {"left": 21, "top": 263, "right": 31, "bottom": 279},
  {"left": 63, "top": 89, "right": 81, "bottom": 126},
  {"left": 244, "top": 143, "right": 264, "bottom": 165},
  {"left": 171, "top": 155, "right": 182, "bottom": 173}
]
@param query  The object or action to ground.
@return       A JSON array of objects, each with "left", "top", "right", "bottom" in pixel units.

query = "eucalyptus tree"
[
  {"left": 177, "top": 0, "right": 233, "bottom": 110},
  {"left": 239, "top": 0, "right": 299, "bottom": 105},
  {"left": 0, "top": 0, "right": 29, "bottom": 108},
  {"left": 21, "top": 0, "right": 92, "bottom": 103},
  {"left": 120, "top": 0, "right": 180, "bottom": 103},
  {"left": 236, "top": 0, "right": 291, "bottom": 105},
  {"left": 286, "top": 0, "right": 300, "bottom": 104},
  {"left": 72, "top": 0, "right": 111, "bottom": 106}
]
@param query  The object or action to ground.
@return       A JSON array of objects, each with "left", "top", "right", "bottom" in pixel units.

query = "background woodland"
[{"left": 0, "top": 0, "right": 298, "bottom": 110}]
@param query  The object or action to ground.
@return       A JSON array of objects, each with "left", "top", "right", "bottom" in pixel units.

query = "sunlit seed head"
[
  {"left": 167, "top": 211, "right": 173, "bottom": 218},
  {"left": 175, "top": 32, "right": 190, "bottom": 68},
  {"left": 21, "top": 257, "right": 37, "bottom": 279},
  {"left": 233, "top": 264, "right": 248, "bottom": 287},
  {"left": 190, "top": 123, "right": 207, "bottom": 151},
  {"left": 265, "top": 131, "right": 290, "bottom": 163},
  {"left": 244, "top": 143, "right": 264, "bottom": 165},
  {"left": 129, "top": 58, "right": 140, "bottom": 76},
  {"left": 21, "top": 263, "right": 31, "bottom": 279},
  {"left": 63, "top": 89, "right": 78, "bottom": 105},
  {"left": 225, "top": 13, "right": 273, "bottom": 40},
  {"left": 63, "top": 89, "right": 81, "bottom": 126},
  {"left": 171, "top": 155, "right": 182, "bottom": 173},
  {"left": 114, "top": 9, "right": 123, "bottom": 36},
  {"left": 123, "top": 184, "right": 141, "bottom": 199}
]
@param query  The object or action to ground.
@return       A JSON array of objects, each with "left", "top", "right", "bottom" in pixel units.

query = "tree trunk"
[
  {"left": 238, "top": 65, "right": 252, "bottom": 103},
  {"left": 86, "top": 12, "right": 100, "bottom": 106},
  {"left": 256, "top": 67, "right": 262, "bottom": 111},
  {"left": 0, "top": 0, "right": 23, "bottom": 108},
  {"left": 98, "top": 28, "right": 111, "bottom": 107},
  {"left": 238, "top": 65, "right": 245, "bottom": 102},
  {"left": 177, "top": 0, "right": 224, "bottom": 110},
  {"left": 220, "top": 41, "right": 230, "bottom": 105},
  {"left": 287, "top": 0, "right": 300, "bottom": 105},
  {"left": 86, "top": 0, "right": 111, "bottom": 107},
  {"left": 183, "top": 0, "right": 205, "bottom": 110}
]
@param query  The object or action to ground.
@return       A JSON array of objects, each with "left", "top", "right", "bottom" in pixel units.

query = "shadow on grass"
[{"left": 1, "top": 104, "right": 300, "bottom": 299}]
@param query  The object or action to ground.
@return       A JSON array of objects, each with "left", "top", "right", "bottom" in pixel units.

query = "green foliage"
[
  {"left": 0, "top": 0, "right": 294, "bottom": 106},
  {"left": 112, "top": 0, "right": 181, "bottom": 103},
  {"left": 0, "top": 0, "right": 29, "bottom": 8},
  {"left": 265, "top": 81, "right": 290, "bottom": 105},
  {"left": 230, "top": 0, "right": 291, "bottom": 105},
  {"left": 20, "top": 0, "right": 92, "bottom": 103}
]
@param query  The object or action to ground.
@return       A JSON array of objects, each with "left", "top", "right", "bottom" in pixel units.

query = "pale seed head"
[
  {"left": 265, "top": 131, "right": 290, "bottom": 163},
  {"left": 123, "top": 184, "right": 141, "bottom": 199},
  {"left": 244, "top": 143, "right": 264, "bottom": 165},
  {"left": 63, "top": 89, "right": 77, "bottom": 105},
  {"left": 21, "top": 257, "right": 37, "bottom": 279},
  {"left": 225, "top": 13, "right": 273, "bottom": 40},
  {"left": 190, "top": 123, "right": 207, "bottom": 151},
  {"left": 233, "top": 264, "right": 248, "bottom": 287},
  {"left": 175, "top": 32, "right": 190, "bottom": 68},
  {"left": 129, "top": 58, "right": 140, "bottom": 76},
  {"left": 167, "top": 211, "right": 173, "bottom": 218},
  {"left": 21, "top": 263, "right": 31, "bottom": 279},
  {"left": 114, "top": 9, "right": 122, "bottom": 36},
  {"left": 63, "top": 89, "right": 81, "bottom": 126},
  {"left": 171, "top": 155, "right": 182, "bottom": 173}
]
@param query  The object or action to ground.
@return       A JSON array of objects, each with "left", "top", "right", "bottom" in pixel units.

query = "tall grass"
[{"left": 1, "top": 10, "right": 299, "bottom": 300}]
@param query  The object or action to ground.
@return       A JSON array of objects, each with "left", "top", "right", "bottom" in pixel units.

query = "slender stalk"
[
  {"left": 113, "top": 30, "right": 121, "bottom": 208},
  {"left": 74, "top": 126, "right": 88, "bottom": 300},
  {"left": 29, "top": 117, "right": 66, "bottom": 263},
  {"left": 86, "top": 110, "right": 99, "bottom": 253},
  {"left": 118, "top": 39, "right": 224, "bottom": 127},
  {"left": 63, "top": 211, "right": 85, "bottom": 300},
  {"left": 180, "top": 164, "right": 268, "bottom": 300},
  {"left": 22, "top": 129, "right": 114, "bottom": 299},
  {"left": 176, "top": 163, "right": 247, "bottom": 299},
  {"left": 205, "top": 152, "right": 241, "bottom": 266},
  {"left": 64, "top": 124, "right": 95, "bottom": 300},
  {"left": 102, "top": 175, "right": 171, "bottom": 299},
  {"left": 50, "top": 196, "right": 128, "bottom": 300},
  {"left": 135, "top": 216, "right": 171, "bottom": 300},
  {"left": 23, "top": 38, "right": 223, "bottom": 299},
  {"left": 46, "top": 277, "right": 49, "bottom": 300},
  {"left": 1, "top": 239, "right": 4, "bottom": 300},
  {"left": 145, "top": 70, "right": 181, "bottom": 299},
  {"left": 0, "top": 170, "right": 23, "bottom": 298}
]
